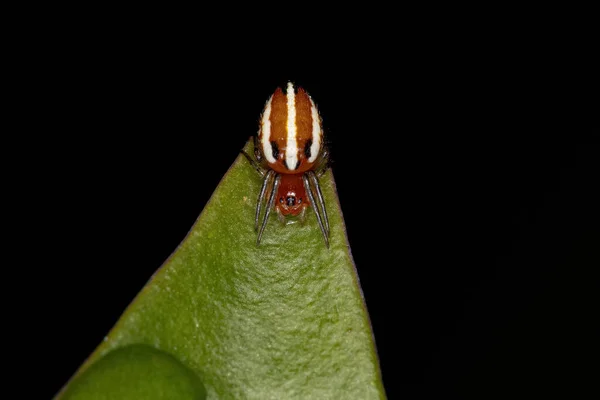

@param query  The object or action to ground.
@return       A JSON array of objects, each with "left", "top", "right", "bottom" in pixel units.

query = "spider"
[{"left": 242, "top": 82, "right": 330, "bottom": 247}]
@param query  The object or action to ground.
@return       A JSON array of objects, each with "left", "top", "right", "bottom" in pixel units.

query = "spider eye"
[
  {"left": 286, "top": 196, "right": 296, "bottom": 207},
  {"left": 298, "top": 198, "right": 302, "bottom": 204},
  {"left": 279, "top": 197, "right": 284, "bottom": 204}
]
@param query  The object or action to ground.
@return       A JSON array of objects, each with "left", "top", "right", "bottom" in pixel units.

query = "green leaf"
[{"left": 57, "top": 139, "right": 385, "bottom": 399}]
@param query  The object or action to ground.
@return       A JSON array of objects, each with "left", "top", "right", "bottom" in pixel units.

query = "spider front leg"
[
  {"left": 307, "top": 170, "right": 329, "bottom": 236},
  {"left": 257, "top": 173, "right": 281, "bottom": 245},
  {"left": 302, "top": 173, "right": 329, "bottom": 248},
  {"left": 276, "top": 207, "right": 286, "bottom": 224},
  {"left": 298, "top": 206, "right": 307, "bottom": 223},
  {"left": 256, "top": 169, "right": 275, "bottom": 230}
]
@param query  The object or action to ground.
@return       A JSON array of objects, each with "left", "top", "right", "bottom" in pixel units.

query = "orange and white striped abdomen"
[{"left": 258, "top": 82, "right": 323, "bottom": 174}]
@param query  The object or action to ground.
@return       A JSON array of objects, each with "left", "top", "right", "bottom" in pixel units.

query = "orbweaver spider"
[{"left": 242, "top": 82, "right": 330, "bottom": 247}]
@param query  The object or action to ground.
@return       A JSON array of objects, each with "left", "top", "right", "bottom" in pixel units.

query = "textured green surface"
[{"left": 57, "top": 140, "right": 385, "bottom": 399}]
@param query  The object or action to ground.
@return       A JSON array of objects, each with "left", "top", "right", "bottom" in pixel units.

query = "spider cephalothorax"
[{"left": 242, "top": 82, "right": 330, "bottom": 247}]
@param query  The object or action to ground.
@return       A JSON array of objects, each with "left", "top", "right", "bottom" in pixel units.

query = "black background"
[{"left": 23, "top": 32, "right": 597, "bottom": 399}]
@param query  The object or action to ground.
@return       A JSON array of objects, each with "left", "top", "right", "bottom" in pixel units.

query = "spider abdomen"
[{"left": 258, "top": 82, "right": 323, "bottom": 174}]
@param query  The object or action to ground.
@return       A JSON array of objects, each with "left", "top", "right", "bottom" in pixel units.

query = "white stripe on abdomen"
[
  {"left": 286, "top": 82, "right": 298, "bottom": 170},
  {"left": 309, "top": 98, "right": 321, "bottom": 163},
  {"left": 261, "top": 95, "right": 276, "bottom": 163}
]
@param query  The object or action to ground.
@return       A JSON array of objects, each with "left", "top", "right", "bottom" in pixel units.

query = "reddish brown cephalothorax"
[{"left": 242, "top": 82, "right": 330, "bottom": 247}]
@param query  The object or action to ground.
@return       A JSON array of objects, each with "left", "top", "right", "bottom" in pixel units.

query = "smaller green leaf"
[{"left": 60, "top": 344, "right": 206, "bottom": 400}]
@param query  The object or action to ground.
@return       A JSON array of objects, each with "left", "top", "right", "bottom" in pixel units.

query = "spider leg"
[
  {"left": 256, "top": 169, "right": 275, "bottom": 231},
  {"left": 303, "top": 173, "right": 329, "bottom": 248},
  {"left": 276, "top": 207, "right": 286, "bottom": 224},
  {"left": 307, "top": 170, "right": 329, "bottom": 236},
  {"left": 240, "top": 136, "right": 267, "bottom": 176},
  {"left": 298, "top": 205, "right": 307, "bottom": 223},
  {"left": 257, "top": 173, "right": 280, "bottom": 245},
  {"left": 315, "top": 146, "right": 330, "bottom": 178},
  {"left": 253, "top": 135, "right": 263, "bottom": 163},
  {"left": 241, "top": 149, "right": 266, "bottom": 177}
]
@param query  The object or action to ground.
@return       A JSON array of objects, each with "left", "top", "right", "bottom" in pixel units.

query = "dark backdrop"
[{"left": 33, "top": 43, "right": 597, "bottom": 399}]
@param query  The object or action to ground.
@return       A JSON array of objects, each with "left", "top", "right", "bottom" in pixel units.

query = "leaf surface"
[{"left": 57, "top": 140, "right": 385, "bottom": 399}]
